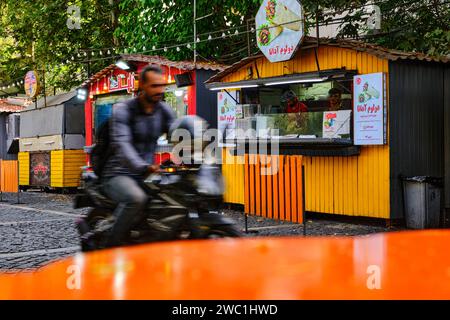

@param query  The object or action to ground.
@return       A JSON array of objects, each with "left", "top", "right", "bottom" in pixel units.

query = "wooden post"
[{"left": 17, "top": 160, "right": 21, "bottom": 204}]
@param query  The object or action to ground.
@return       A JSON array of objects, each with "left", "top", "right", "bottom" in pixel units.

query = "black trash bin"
[{"left": 401, "top": 176, "right": 443, "bottom": 229}]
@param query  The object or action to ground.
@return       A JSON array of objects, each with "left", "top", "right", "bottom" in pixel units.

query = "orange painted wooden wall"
[
  {"left": 244, "top": 154, "right": 304, "bottom": 223},
  {"left": 221, "top": 45, "right": 390, "bottom": 219},
  {"left": 0, "top": 160, "right": 18, "bottom": 193}
]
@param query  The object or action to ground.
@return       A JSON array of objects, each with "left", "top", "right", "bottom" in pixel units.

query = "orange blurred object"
[{"left": 1, "top": 230, "right": 450, "bottom": 300}]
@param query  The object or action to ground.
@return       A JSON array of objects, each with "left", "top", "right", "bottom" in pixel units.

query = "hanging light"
[
  {"left": 143, "top": 46, "right": 146, "bottom": 51},
  {"left": 71, "top": 56, "right": 74, "bottom": 60},
  {"left": 77, "top": 88, "right": 87, "bottom": 101},
  {"left": 77, "top": 53, "right": 81, "bottom": 57},
  {"left": 66, "top": 60, "right": 70, "bottom": 64},
  {"left": 187, "top": 43, "right": 191, "bottom": 49},
  {"left": 176, "top": 47, "right": 180, "bottom": 52},
  {"left": 152, "top": 45, "right": 156, "bottom": 50},
  {"left": 164, "top": 47, "right": 168, "bottom": 52},
  {"left": 234, "top": 29, "right": 239, "bottom": 35},
  {"left": 99, "top": 50, "right": 103, "bottom": 56},
  {"left": 107, "top": 49, "right": 111, "bottom": 55},
  {"left": 222, "top": 32, "right": 226, "bottom": 38},
  {"left": 21, "top": 80, "right": 24, "bottom": 84},
  {"left": 196, "top": 37, "right": 200, "bottom": 42},
  {"left": 251, "top": 27, "right": 255, "bottom": 32},
  {"left": 84, "top": 52, "right": 87, "bottom": 56},
  {"left": 92, "top": 51, "right": 95, "bottom": 56},
  {"left": 208, "top": 35, "right": 212, "bottom": 40}
]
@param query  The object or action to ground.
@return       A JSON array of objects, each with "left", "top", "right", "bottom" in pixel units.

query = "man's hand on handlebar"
[{"left": 146, "top": 164, "right": 160, "bottom": 176}]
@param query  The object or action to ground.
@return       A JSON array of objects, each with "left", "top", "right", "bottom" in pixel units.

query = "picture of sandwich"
[
  {"left": 257, "top": 23, "right": 283, "bottom": 46},
  {"left": 266, "top": 0, "right": 302, "bottom": 31},
  {"left": 363, "top": 82, "right": 380, "bottom": 99}
]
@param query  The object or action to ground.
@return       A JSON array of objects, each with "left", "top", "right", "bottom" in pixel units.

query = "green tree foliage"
[
  {"left": 373, "top": 0, "right": 449, "bottom": 56},
  {"left": 0, "top": 0, "right": 120, "bottom": 94},
  {"left": 0, "top": 0, "right": 448, "bottom": 96},
  {"left": 115, "top": 0, "right": 449, "bottom": 66}
]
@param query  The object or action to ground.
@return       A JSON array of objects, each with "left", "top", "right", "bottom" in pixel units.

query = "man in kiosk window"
[{"left": 327, "top": 88, "right": 343, "bottom": 111}]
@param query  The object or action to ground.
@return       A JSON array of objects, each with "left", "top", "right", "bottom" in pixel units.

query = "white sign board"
[
  {"left": 256, "top": 0, "right": 304, "bottom": 63},
  {"left": 322, "top": 110, "right": 352, "bottom": 138},
  {"left": 353, "top": 73, "right": 386, "bottom": 145},
  {"left": 217, "top": 91, "right": 237, "bottom": 139}
]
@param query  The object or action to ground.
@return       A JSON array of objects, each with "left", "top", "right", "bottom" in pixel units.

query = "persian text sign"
[
  {"left": 218, "top": 91, "right": 237, "bottom": 138},
  {"left": 353, "top": 73, "right": 386, "bottom": 145},
  {"left": 256, "top": 0, "right": 304, "bottom": 63}
]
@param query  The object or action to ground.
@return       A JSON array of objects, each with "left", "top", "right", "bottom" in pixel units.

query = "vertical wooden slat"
[
  {"left": 261, "top": 154, "right": 267, "bottom": 217},
  {"left": 244, "top": 153, "right": 250, "bottom": 213},
  {"left": 291, "top": 156, "right": 298, "bottom": 223},
  {"left": 272, "top": 156, "right": 279, "bottom": 220},
  {"left": 249, "top": 154, "right": 255, "bottom": 214},
  {"left": 255, "top": 154, "right": 261, "bottom": 216},
  {"left": 283, "top": 156, "right": 291, "bottom": 221},
  {"left": 278, "top": 155, "right": 285, "bottom": 221},
  {"left": 267, "top": 155, "right": 273, "bottom": 219},
  {"left": 297, "top": 156, "right": 303, "bottom": 224}
]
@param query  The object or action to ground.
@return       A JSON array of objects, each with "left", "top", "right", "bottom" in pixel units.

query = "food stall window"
[{"left": 237, "top": 79, "right": 353, "bottom": 140}]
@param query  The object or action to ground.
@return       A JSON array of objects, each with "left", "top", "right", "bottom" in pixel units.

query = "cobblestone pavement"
[{"left": 0, "top": 190, "right": 406, "bottom": 272}]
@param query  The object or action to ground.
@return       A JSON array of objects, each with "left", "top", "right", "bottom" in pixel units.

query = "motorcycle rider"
[{"left": 100, "top": 64, "right": 175, "bottom": 247}]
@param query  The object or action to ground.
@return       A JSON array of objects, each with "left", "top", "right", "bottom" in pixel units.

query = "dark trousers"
[{"left": 102, "top": 175, "right": 148, "bottom": 246}]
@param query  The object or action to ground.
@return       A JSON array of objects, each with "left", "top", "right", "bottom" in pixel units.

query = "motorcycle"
[{"left": 74, "top": 160, "right": 243, "bottom": 252}]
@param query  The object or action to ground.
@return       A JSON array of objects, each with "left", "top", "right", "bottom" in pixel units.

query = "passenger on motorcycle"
[{"left": 101, "top": 65, "right": 175, "bottom": 247}]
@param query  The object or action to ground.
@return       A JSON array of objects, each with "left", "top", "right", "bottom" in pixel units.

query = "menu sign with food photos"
[
  {"left": 256, "top": 0, "right": 305, "bottom": 63},
  {"left": 353, "top": 73, "right": 386, "bottom": 145},
  {"left": 218, "top": 90, "right": 238, "bottom": 138}
]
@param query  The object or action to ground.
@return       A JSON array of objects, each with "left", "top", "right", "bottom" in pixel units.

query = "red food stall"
[{"left": 80, "top": 54, "right": 226, "bottom": 164}]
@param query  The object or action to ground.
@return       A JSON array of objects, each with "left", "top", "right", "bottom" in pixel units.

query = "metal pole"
[
  {"left": 245, "top": 213, "right": 248, "bottom": 233},
  {"left": 194, "top": 0, "right": 197, "bottom": 66},
  {"left": 17, "top": 161, "right": 20, "bottom": 204},
  {"left": 246, "top": 19, "right": 251, "bottom": 57},
  {"left": 42, "top": 68, "right": 47, "bottom": 108}
]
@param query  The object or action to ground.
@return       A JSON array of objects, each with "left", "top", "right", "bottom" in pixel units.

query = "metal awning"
[{"left": 205, "top": 69, "right": 357, "bottom": 90}]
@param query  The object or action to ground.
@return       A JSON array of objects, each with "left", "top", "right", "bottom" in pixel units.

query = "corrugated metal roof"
[
  {"left": 0, "top": 99, "right": 26, "bottom": 113},
  {"left": 81, "top": 64, "right": 116, "bottom": 87},
  {"left": 81, "top": 55, "right": 228, "bottom": 87},
  {"left": 35, "top": 91, "right": 76, "bottom": 109},
  {"left": 121, "top": 54, "right": 227, "bottom": 71},
  {"left": 206, "top": 37, "right": 449, "bottom": 83}
]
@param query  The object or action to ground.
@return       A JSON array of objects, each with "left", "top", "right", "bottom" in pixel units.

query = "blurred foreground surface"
[{"left": 0, "top": 230, "right": 449, "bottom": 299}]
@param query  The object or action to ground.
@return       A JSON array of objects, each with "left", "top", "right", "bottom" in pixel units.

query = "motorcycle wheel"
[
  {"left": 205, "top": 226, "right": 243, "bottom": 239},
  {"left": 79, "top": 208, "right": 111, "bottom": 252}
]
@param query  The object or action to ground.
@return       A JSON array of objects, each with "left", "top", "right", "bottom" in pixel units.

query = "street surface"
[{"left": 0, "top": 191, "right": 402, "bottom": 272}]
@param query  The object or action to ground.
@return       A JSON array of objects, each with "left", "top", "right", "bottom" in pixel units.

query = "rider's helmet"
[{"left": 169, "top": 115, "right": 210, "bottom": 164}]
